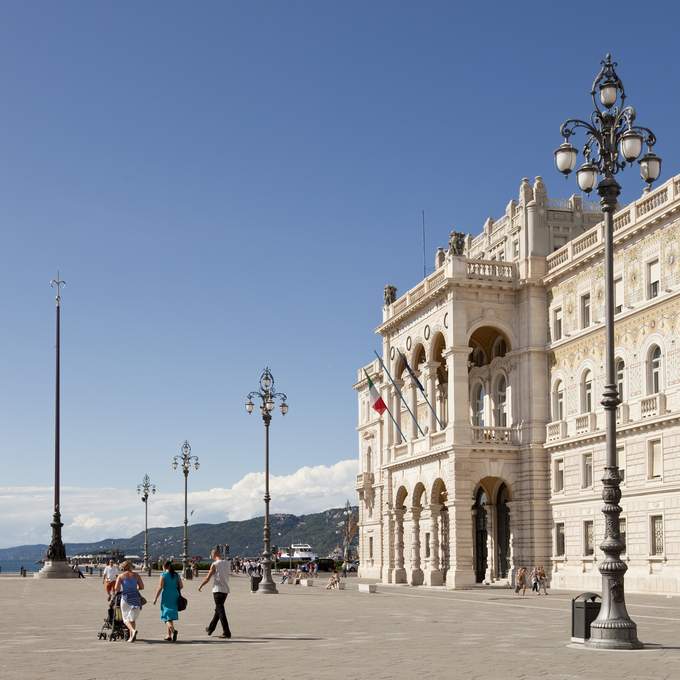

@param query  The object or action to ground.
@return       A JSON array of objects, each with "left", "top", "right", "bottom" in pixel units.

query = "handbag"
[
  {"left": 178, "top": 594, "right": 188, "bottom": 611},
  {"left": 140, "top": 596, "right": 148, "bottom": 607}
]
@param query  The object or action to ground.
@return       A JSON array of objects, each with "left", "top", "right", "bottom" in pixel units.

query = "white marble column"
[
  {"left": 405, "top": 377, "right": 418, "bottom": 440},
  {"left": 443, "top": 346, "right": 472, "bottom": 444},
  {"left": 410, "top": 507, "right": 424, "bottom": 585},
  {"left": 446, "top": 499, "right": 476, "bottom": 588},
  {"left": 393, "top": 509, "right": 406, "bottom": 583},
  {"left": 393, "top": 379, "right": 404, "bottom": 444},
  {"left": 425, "top": 504, "right": 443, "bottom": 586},
  {"left": 423, "top": 361, "right": 440, "bottom": 433}
]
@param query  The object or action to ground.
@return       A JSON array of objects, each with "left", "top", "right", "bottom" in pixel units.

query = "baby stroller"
[{"left": 98, "top": 593, "right": 129, "bottom": 641}]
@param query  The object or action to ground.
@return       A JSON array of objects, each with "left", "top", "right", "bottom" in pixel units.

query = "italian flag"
[{"left": 366, "top": 372, "right": 387, "bottom": 415}]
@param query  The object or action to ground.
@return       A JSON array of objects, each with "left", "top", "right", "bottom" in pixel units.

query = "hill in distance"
[{"left": 0, "top": 506, "right": 358, "bottom": 563}]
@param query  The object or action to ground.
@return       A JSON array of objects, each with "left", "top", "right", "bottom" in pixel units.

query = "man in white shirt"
[
  {"left": 198, "top": 547, "right": 232, "bottom": 638},
  {"left": 102, "top": 560, "right": 119, "bottom": 597}
]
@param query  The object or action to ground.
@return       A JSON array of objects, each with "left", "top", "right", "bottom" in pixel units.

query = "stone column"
[
  {"left": 406, "top": 377, "right": 418, "bottom": 440},
  {"left": 410, "top": 507, "right": 424, "bottom": 585},
  {"left": 394, "top": 379, "right": 404, "bottom": 444},
  {"left": 437, "top": 383, "right": 447, "bottom": 428},
  {"left": 484, "top": 503, "right": 496, "bottom": 583},
  {"left": 444, "top": 346, "right": 472, "bottom": 444},
  {"left": 446, "top": 499, "right": 476, "bottom": 588},
  {"left": 423, "top": 361, "right": 440, "bottom": 433},
  {"left": 425, "top": 504, "right": 443, "bottom": 586},
  {"left": 393, "top": 509, "right": 406, "bottom": 583},
  {"left": 439, "top": 507, "right": 450, "bottom": 579}
]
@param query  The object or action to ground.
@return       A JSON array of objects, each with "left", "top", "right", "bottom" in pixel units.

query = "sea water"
[{"left": 0, "top": 560, "right": 38, "bottom": 573}]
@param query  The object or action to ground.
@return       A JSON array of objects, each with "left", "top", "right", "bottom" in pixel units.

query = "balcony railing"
[
  {"left": 466, "top": 260, "right": 515, "bottom": 283},
  {"left": 547, "top": 420, "right": 567, "bottom": 442},
  {"left": 471, "top": 426, "right": 513, "bottom": 444},
  {"left": 641, "top": 393, "right": 666, "bottom": 419},
  {"left": 616, "top": 403, "right": 630, "bottom": 425},
  {"left": 575, "top": 412, "right": 597, "bottom": 435}
]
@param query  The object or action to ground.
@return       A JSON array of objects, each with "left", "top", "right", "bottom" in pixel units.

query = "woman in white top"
[{"left": 198, "top": 547, "right": 231, "bottom": 638}]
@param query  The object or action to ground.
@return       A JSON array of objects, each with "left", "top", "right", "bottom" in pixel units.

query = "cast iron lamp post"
[
  {"left": 555, "top": 54, "right": 661, "bottom": 650},
  {"left": 36, "top": 273, "right": 77, "bottom": 578},
  {"left": 137, "top": 474, "right": 156, "bottom": 572},
  {"left": 246, "top": 367, "right": 289, "bottom": 594},
  {"left": 173, "top": 441, "right": 199, "bottom": 579}
]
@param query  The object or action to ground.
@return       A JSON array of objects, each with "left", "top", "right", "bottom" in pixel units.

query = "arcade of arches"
[{"left": 391, "top": 477, "right": 513, "bottom": 586}]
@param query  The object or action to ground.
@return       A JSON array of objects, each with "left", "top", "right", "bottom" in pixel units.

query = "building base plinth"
[{"left": 424, "top": 569, "right": 444, "bottom": 586}]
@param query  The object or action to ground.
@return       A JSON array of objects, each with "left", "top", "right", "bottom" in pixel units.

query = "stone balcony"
[
  {"left": 575, "top": 412, "right": 597, "bottom": 435},
  {"left": 641, "top": 393, "right": 667, "bottom": 419},
  {"left": 356, "top": 472, "right": 374, "bottom": 489},
  {"left": 547, "top": 420, "right": 567, "bottom": 442},
  {"left": 471, "top": 425, "right": 515, "bottom": 445}
]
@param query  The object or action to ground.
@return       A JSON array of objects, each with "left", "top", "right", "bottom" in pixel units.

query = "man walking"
[
  {"left": 103, "top": 559, "right": 119, "bottom": 598},
  {"left": 198, "top": 546, "right": 232, "bottom": 639}
]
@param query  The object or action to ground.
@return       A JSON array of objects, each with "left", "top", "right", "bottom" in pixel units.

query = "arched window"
[
  {"left": 472, "top": 384, "right": 485, "bottom": 427},
  {"left": 553, "top": 380, "right": 565, "bottom": 421},
  {"left": 616, "top": 359, "right": 625, "bottom": 402},
  {"left": 495, "top": 375, "right": 507, "bottom": 427},
  {"left": 582, "top": 370, "right": 593, "bottom": 413},
  {"left": 648, "top": 345, "right": 662, "bottom": 394}
]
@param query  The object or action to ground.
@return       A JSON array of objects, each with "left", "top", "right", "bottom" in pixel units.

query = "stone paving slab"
[{"left": 1, "top": 575, "right": 679, "bottom": 680}]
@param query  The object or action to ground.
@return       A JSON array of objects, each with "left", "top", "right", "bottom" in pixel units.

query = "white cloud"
[{"left": 0, "top": 459, "right": 358, "bottom": 548}]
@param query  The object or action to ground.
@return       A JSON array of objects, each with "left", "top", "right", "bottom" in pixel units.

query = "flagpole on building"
[
  {"left": 373, "top": 351, "right": 425, "bottom": 437},
  {"left": 363, "top": 369, "right": 405, "bottom": 442},
  {"left": 397, "top": 349, "right": 446, "bottom": 431}
]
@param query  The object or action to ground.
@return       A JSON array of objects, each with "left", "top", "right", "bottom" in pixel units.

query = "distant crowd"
[{"left": 514, "top": 566, "right": 548, "bottom": 596}]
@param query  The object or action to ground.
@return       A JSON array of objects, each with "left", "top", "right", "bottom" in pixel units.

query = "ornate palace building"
[{"left": 354, "top": 172, "right": 680, "bottom": 593}]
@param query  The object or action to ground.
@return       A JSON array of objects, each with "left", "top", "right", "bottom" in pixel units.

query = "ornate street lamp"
[
  {"left": 342, "top": 500, "right": 357, "bottom": 565},
  {"left": 555, "top": 54, "right": 660, "bottom": 650},
  {"left": 172, "top": 441, "right": 199, "bottom": 579},
  {"left": 137, "top": 474, "right": 156, "bottom": 572},
  {"left": 246, "top": 367, "right": 289, "bottom": 594}
]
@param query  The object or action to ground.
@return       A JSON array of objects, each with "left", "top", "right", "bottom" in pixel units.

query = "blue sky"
[{"left": 1, "top": 1, "right": 679, "bottom": 544}]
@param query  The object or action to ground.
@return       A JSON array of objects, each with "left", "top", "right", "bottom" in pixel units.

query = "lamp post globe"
[
  {"left": 246, "top": 367, "right": 289, "bottom": 594},
  {"left": 555, "top": 53, "right": 660, "bottom": 650}
]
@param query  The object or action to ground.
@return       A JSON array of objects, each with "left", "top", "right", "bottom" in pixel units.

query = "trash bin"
[
  {"left": 571, "top": 592, "right": 601, "bottom": 642},
  {"left": 250, "top": 574, "right": 263, "bottom": 592}
]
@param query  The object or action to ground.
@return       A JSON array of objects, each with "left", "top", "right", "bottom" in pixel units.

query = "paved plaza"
[{"left": 1, "top": 574, "right": 680, "bottom": 680}]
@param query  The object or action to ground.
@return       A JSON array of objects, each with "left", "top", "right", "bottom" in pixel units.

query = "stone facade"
[{"left": 355, "top": 172, "right": 680, "bottom": 594}]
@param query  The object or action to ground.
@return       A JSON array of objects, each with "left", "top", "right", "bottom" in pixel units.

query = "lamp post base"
[
  {"left": 34, "top": 560, "right": 78, "bottom": 579},
  {"left": 586, "top": 633, "right": 643, "bottom": 651},
  {"left": 258, "top": 580, "right": 279, "bottom": 594}
]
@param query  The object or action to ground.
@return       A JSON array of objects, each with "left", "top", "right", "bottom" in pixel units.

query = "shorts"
[
  {"left": 105, "top": 580, "right": 116, "bottom": 594},
  {"left": 120, "top": 599, "right": 140, "bottom": 623}
]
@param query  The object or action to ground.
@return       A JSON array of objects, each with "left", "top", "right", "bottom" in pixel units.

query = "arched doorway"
[
  {"left": 473, "top": 487, "right": 488, "bottom": 583},
  {"left": 496, "top": 483, "right": 510, "bottom": 579}
]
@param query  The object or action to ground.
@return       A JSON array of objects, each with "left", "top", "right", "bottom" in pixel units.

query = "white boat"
[{"left": 279, "top": 543, "right": 317, "bottom": 561}]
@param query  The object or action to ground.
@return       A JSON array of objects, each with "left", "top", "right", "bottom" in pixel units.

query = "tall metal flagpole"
[
  {"left": 397, "top": 349, "right": 446, "bottom": 431},
  {"left": 373, "top": 350, "right": 425, "bottom": 437},
  {"left": 37, "top": 273, "right": 77, "bottom": 578}
]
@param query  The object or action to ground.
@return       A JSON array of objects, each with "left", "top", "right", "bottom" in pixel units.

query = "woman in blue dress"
[{"left": 152, "top": 560, "right": 183, "bottom": 641}]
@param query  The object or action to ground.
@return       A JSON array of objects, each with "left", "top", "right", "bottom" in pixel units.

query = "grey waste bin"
[
  {"left": 571, "top": 592, "right": 601, "bottom": 642},
  {"left": 250, "top": 574, "right": 263, "bottom": 592}
]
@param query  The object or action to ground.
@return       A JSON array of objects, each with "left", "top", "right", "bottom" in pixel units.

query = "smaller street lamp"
[
  {"left": 173, "top": 441, "right": 199, "bottom": 579},
  {"left": 137, "top": 474, "right": 156, "bottom": 573}
]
